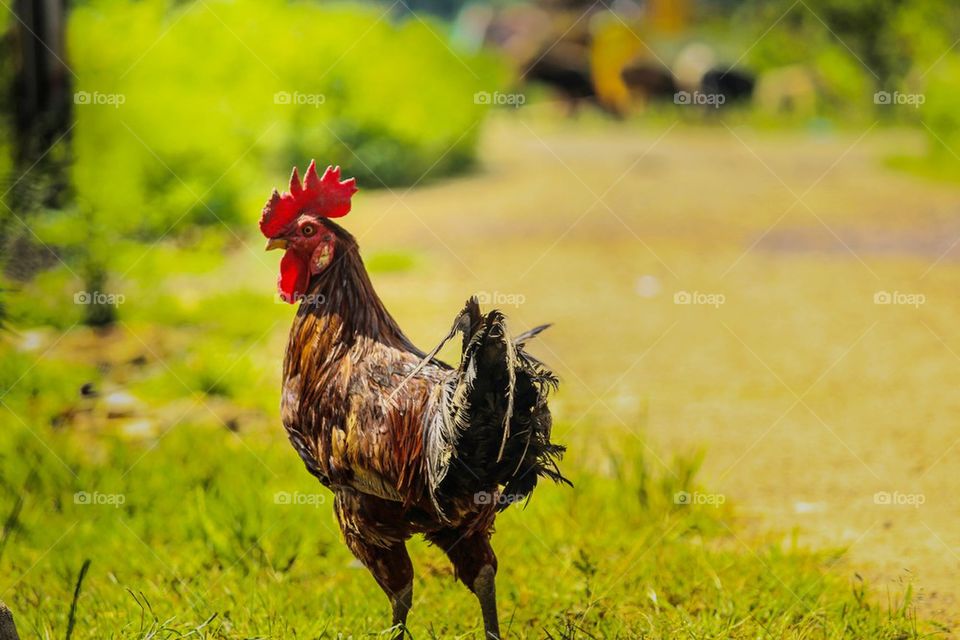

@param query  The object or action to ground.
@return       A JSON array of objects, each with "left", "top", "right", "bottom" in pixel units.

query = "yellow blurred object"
[
  {"left": 649, "top": 0, "right": 690, "bottom": 32},
  {"left": 589, "top": 12, "right": 642, "bottom": 114}
]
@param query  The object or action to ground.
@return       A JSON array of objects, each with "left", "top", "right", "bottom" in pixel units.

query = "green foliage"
[
  {"left": 796, "top": 0, "right": 907, "bottom": 82},
  {"left": 44, "top": 0, "right": 506, "bottom": 321},
  {"left": 740, "top": 0, "right": 957, "bottom": 87},
  {"left": 812, "top": 47, "right": 873, "bottom": 116},
  {"left": 67, "top": 0, "right": 500, "bottom": 238},
  {"left": 3, "top": 268, "right": 86, "bottom": 329},
  {"left": 733, "top": 0, "right": 960, "bottom": 172},
  {"left": 914, "top": 53, "right": 960, "bottom": 172},
  {"left": 738, "top": 1, "right": 952, "bottom": 85}
]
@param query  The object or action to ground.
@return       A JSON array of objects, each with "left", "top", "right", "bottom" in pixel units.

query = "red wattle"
[{"left": 278, "top": 250, "right": 309, "bottom": 304}]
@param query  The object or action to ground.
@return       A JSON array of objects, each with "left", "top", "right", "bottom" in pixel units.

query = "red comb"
[{"left": 259, "top": 161, "right": 358, "bottom": 237}]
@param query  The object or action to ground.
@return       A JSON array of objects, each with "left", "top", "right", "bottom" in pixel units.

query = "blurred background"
[
  {"left": 2, "top": 0, "right": 959, "bottom": 324},
  {"left": 2, "top": 0, "right": 960, "bottom": 637}
]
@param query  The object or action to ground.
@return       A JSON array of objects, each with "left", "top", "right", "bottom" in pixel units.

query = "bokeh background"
[{"left": 2, "top": 0, "right": 960, "bottom": 637}]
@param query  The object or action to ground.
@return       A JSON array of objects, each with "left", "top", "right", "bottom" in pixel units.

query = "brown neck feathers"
[{"left": 286, "top": 228, "right": 420, "bottom": 369}]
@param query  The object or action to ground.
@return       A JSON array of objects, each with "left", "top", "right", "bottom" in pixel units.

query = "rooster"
[{"left": 260, "top": 162, "right": 569, "bottom": 639}]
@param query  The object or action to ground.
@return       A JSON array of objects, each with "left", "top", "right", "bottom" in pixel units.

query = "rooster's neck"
[{"left": 290, "top": 242, "right": 417, "bottom": 354}]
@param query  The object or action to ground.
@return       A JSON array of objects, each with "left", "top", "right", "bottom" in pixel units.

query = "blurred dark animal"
[
  {"left": 621, "top": 61, "right": 678, "bottom": 103},
  {"left": 259, "top": 162, "right": 569, "bottom": 639},
  {"left": 481, "top": 3, "right": 603, "bottom": 115},
  {"left": 523, "top": 43, "right": 596, "bottom": 113},
  {"left": 700, "top": 68, "right": 756, "bottom": 106}
]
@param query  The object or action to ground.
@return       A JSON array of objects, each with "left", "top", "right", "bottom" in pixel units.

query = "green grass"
[{"left": 0, "top": 352, "right": 932, "bottom": 638}]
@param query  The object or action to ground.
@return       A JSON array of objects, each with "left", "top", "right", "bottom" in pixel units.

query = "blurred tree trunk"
[
  {"left": 7, "top": 0, "right": 71, "bottom": 241},
  {"left": 11, "top": 2, "right": 115, "bottom": 327},
  {"left": 12, "top": 0, "right": 71, "bottom": 168},
  {"left": 4, "top": 0, "right": 73, "bottom": 295}
]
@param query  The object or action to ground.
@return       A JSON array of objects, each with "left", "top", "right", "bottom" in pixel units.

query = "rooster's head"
[{"left": 260, "top": 161, "right": 358, "bottom": 303}]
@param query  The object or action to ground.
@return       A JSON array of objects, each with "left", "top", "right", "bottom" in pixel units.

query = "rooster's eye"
[{"left": 301, "top": 224, "right": 316, "bottom": 237}]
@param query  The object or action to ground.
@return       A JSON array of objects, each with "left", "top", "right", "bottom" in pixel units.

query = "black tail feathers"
[{"left": 425, "top": 297, "right": 570, "bottom": 515}]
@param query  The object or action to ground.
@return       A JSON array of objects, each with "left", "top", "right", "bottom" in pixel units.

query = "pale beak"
[{"left": 265, "top": 238, "right": 288, "bottom": 252}]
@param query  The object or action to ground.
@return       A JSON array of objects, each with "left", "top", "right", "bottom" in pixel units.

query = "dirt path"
[{"left": 349, "top": 113, "right": 960, "bottom": 629}]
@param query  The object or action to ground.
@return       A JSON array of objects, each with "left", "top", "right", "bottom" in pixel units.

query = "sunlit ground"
[{"left": 2, "top": 111, "right": 957, "bottom": 637}]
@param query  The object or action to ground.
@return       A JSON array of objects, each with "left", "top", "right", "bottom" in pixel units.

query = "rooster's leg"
[
  {"left": 335, "top": 493, "right": 414, "bottom": 637},
  {"left": 427, "top": 530, "right": 500, "bottom": 639},
  {"left": 343, "top": 535, "right": 413, "bottom": 639},
  {"left": 474, "top": 563, "right": 500, "bottom": 639}
]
